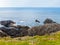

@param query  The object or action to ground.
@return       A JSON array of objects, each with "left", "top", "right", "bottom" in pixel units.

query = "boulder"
[
  {"left": 35, "top": 19, "right": 40, "bottom": 23},
  {"left": 0, "top": 20, "right": 15, "bottom": 27},
  {"left": 44, "top": 18, "right": 56, "bottom": 24}
]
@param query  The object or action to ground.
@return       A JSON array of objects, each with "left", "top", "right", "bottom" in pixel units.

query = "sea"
[{"left": 0, "top": 7, "right": 60, "bottom": 27}]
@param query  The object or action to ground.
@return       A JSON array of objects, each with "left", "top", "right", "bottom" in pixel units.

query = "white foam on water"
[{"left": 19, "top": 20, "right": 25, "bottom": 23}]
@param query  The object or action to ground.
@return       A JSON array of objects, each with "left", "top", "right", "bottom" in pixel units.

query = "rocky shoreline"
[{"left": 0, "top": 18, "right": 60, "bottom": 38}]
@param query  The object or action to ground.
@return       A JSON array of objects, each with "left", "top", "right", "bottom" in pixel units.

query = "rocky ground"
[{"left": 0, "top": 18, "right": 60, "bottom": 38}]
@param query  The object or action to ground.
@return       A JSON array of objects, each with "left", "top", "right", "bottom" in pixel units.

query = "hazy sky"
[{"left": 0, "top": 0, "right": 60, "bottom": 7}]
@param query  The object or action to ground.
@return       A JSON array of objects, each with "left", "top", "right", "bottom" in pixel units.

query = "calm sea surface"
[{"left": 0, "top": 7, "right": 60, "bottom": 27}]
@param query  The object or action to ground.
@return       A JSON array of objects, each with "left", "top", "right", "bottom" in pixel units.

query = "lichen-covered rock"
[
  {"left": 17, "top": 25, "right": 30, "bottom": 37},
  {"left": 28, "top": 23, "right": 60, "bottom": 36}
]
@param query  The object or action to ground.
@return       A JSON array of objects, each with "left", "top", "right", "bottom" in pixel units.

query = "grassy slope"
[{"left": 0, "top": 31, "right": 60, "bottom": 45}]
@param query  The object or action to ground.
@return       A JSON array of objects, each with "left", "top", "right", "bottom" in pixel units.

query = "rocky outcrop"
[
  {"left": 35, "top": 19, "right": 40, "bottom": 23},
  {"left": 0, "top": 20, "right": 15, "bottom": 27},
  {"left": 0, "top": 27, "right": 19, "bottom": 37},
  {"left": 0, "top": 25, "right": 30, "bottom": 37},
  {"left": 17, "top": 25, "right": 30, "bottom": 37},
  {"left": 0, "top": 30, "right": 8, "bottom": 37},
  {"left": 0, "top": 19, "right": 60, "bottom": 37},
  {"left": 0, "top": 20, "right": 30, "bottom": 37},
  {"left": 44, "top": 18, "right": 56, "bottom": 24},
  {"left": 28, "top": 23, "right": 60, "bottom": 36}
]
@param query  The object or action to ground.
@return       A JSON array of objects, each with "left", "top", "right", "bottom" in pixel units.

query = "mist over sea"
[{"left": 0, "top": 7, "right": 60, "bottom": 27}]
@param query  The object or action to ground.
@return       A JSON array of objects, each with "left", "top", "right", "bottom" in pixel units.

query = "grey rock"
[{"left": 28, "top": 23, "right": 60, "bottom": 36}]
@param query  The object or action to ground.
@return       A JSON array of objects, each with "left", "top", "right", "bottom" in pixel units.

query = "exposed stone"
[
  {"left": 0, "top": 20, "right": 15, "bottom": 27},
  {"left": 0, "top": 25, "right": 30, "bottom": 37},
  {"left": 44, "top": 18, "right": 56, "bottom": 24},
  {"left": 0, "top": 30, "right": 8, "bottom": 37},
  {"left": 17, "top": 25, "right": 30, "bottom": 37},
  {"left": 35, "top": 19, "right": 40, "bottom": 23},
  {"left": 28, "top": 23, "right": 60, "bottom": 36}
]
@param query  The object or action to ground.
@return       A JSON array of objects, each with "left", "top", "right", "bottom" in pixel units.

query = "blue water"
[{"left": 0, "top": 7, "right": 60, "bottom": 27}]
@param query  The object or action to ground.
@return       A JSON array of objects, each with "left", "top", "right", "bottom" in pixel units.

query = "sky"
[{"left": 0, "top": 0, "right": 60, "bottom": 7}]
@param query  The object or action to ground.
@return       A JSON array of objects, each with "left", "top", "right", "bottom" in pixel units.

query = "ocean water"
[{"left": 0, "top": 7, "right": 60, "bottom": 27}]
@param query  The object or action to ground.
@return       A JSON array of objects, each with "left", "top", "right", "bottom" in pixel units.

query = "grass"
[{"left": 0, "top": 31, "right": 60, "bottom": 45}]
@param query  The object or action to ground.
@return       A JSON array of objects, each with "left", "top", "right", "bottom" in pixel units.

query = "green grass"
[{"left": 0, "top": 31, "right": 60, "bottom": 45}]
